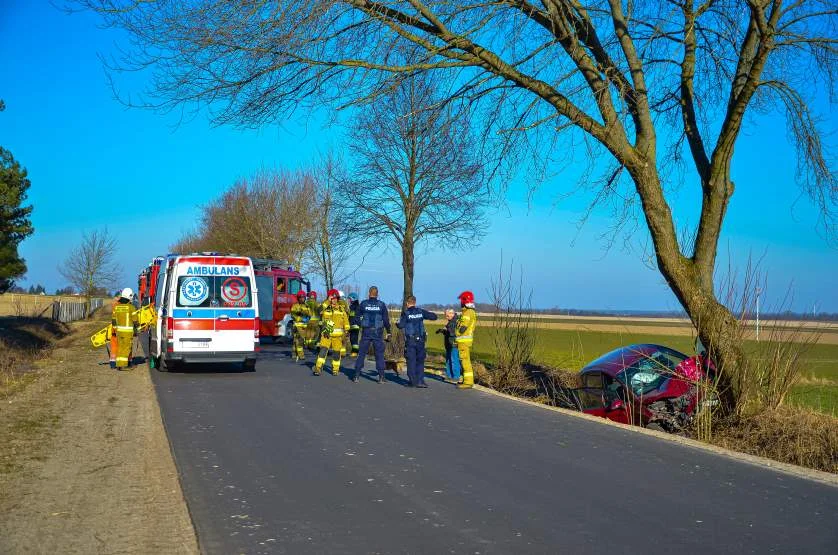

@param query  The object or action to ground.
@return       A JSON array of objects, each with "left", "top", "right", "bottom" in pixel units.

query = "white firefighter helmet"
[
  {"left": 337, "top": 289, "right": 345, "bottom": 298},
  {"left": 120, "top": 287, "right": 134, "bottom": 300}
]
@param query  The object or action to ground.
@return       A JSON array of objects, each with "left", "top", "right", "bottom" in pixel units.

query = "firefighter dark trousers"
[
  {"left": 405, "top": 335, "right": 427, "bottom": 386},
  {"left": 354, "top": 329, "right": 386, "bottom": 379},
  {"left": 349, "top": 327, "right": 360, "bottom": 355}
]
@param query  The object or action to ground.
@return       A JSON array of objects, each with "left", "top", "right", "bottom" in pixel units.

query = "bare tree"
[
  {"left": 305, "top": 157, "right": 358, "bottom": 290},
  {"left": 338, "top": 73, "right": 488, "bottom": 305},
  {"left": 59, "top": 228, "right": 121, "bottom": 312},
  {"left": 171, "top": 169, "right": 320, "bottom": 268},
  {"left": 78, "top": 1, "right": 837, "bottom": 408}
]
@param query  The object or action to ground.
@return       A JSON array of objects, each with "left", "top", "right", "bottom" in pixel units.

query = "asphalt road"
[{"left": 151, "top": 341, "right": 838, "bottom": 555}]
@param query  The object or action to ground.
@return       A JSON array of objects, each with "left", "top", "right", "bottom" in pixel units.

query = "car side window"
[{"left": 581, "top": 372, "right": 603, "bottom": 389}]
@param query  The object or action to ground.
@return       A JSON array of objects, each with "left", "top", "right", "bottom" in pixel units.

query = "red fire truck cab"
[
  {"left": 253, "top": 259, "right": 310, "bottom": 342},
  {"left": 137, "top": 256, "right": 165, "bottom": 306}
]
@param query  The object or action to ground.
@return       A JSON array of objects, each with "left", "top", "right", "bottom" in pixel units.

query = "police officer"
[
  {"left": 347, "top": 292, "right": 361, "bottom": 356},
  {"left": 352, "top": 286, "right": 391, "bottom": 383},
  {"left": 396, "top": 295, "right": 438, "bottom": 388}
]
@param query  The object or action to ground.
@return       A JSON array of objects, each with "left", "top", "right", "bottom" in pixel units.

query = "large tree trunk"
[
  {"left": 401, "top": 236, "right": 415, "bottom": 309},
  {"left": 629, "top": 163, "right": 741, "bottom": 414}
]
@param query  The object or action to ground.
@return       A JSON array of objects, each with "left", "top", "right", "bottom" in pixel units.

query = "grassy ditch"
[
  {"left": 422, "top": 321, "right": 838, "bottom": 415},
  {"left": 421, "top": 321, "right": 838, "bottom": 474},
  {"left": 0, "top": 317, "right": 71, "bottom": 398}
]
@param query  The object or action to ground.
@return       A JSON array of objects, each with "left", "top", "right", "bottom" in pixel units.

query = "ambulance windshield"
[{"left": 176, "top": 275, "right": 253, "bottom": 308}]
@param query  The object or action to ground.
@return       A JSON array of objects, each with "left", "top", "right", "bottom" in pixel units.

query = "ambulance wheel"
[
  {"left": 162, "top": 358, "right": 178, "bottom": 372},
  {"left": 243, "top": 359, "right": 256, "bottom": 372}
]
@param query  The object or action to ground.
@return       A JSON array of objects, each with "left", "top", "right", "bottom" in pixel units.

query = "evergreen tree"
[{"left": 0, "top": 101, "right": 35, "bottom": 293}]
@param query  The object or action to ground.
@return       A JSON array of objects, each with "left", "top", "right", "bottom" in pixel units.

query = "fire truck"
[
  {"left": 252, "top": 258, "right": 310, "bottom": 342},
  {"left": 137, "top": 256, "right": 165, "bottom": 306}
]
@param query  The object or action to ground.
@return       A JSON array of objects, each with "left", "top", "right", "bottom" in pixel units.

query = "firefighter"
[
  {"left": 314, "top": 289, "right": 349, "bottom": 376},
  {"left": 111, "top": 288, "right": 138, "bottom": 369},
  {"left": 352, "top": 286, "right": 391, "bottom": 384},
  {"left": 305, "top": 291, "right": 320, "bottom": 350},
  {"left": 455, "top": 291, "right": 478, "bottom": 389},
  {"left": 337, "top": 290, "right": 349, "bottom": 357},
  {"left": 108, "top": 292, "right": 120, "bottom": 367},
  {"left": 290, "top": 290, "right": 311, "bottom": 362},
  {"left": 347, "top": 292, "right": 361, "bottom": 356},
  {"left": 396, "top": 295, "right": 438, "bottom": 387}
]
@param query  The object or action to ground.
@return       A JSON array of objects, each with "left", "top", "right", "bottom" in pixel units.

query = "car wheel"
[{"left": 243, "top": 360, "right": 256, "bottom": 372}]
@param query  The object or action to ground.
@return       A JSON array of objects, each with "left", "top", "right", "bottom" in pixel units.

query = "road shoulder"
[{"left": 0, "top": 321, "right": 198, "bottom": 553}]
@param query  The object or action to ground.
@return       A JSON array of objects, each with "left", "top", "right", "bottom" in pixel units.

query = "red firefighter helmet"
[
  {"left": 458, "top": 291, "right": 475, "bottom": 305},
  {"left": 308, "top": 291, "right": 317, "bottom": 299},
  {"left": 327, "top": 288, "right": 340, "bottom": 299},
  {"left": 296, "top": 290, "right": 307, "bottom": 300}
]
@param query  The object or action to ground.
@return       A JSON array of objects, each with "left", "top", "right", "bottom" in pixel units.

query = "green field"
[{"left": 422, "top": 322, "right": 838, "bottom": 415}]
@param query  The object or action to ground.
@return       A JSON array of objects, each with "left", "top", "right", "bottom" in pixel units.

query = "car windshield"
[{"left": 617, "top": 349, "right": 685, "bottom": 396}]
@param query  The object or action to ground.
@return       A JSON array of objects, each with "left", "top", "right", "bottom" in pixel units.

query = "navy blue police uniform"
[
  {"left": 353, "top": 297, "right": 391, "bottom": 382},
  {"left": 396, "top": 306, "right": 438, "bottom": 387}
]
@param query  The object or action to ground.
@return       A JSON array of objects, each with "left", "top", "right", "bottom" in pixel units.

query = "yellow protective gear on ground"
[
  {"left": 111, "top": 302, "right": 138, "bottom": 368},
  {"left": 314, "top": 303, "right": 348, "bottom": 375},
  {"left": 455, "top": 307, "right": 477, "bottom": 388}
]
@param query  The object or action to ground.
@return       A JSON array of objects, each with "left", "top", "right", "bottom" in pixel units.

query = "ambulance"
[{"left": 147, "top": 253, "right": 260, "bottom": 371}]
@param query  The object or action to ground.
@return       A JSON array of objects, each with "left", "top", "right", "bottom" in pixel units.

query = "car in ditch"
[{"left": 569, "top": 343, "right": 715, "bottom": 433}]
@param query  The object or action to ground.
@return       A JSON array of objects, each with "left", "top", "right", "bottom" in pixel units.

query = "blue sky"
[{"left": 1, "top": 2, "right": 836, "bottom": 312}]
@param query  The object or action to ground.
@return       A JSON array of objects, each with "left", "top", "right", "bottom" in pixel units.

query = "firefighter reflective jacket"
[
  {"left": 455, "top": 307, "right": 477, "bottom": 345},
  {"left": 320, "top": 304, "right": 349, "bottom": 338},
  {"left": 291, "top": 301, "right": 311, "bottom": 323},
  {"left": 306, "top": 299, "right": 321, "bottom": 321},
  {"left": 111, "top": 301, "right": 138, "bottom": 334}
]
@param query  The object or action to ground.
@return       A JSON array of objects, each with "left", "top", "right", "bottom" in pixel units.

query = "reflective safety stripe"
[
  {"left": 331, "top": 331, "right": 344, "bottom": 337},
  {"left": 115, "top": 326, "right": 135, "bottom": 332},
  {"left": 116, "top": 357, "right": 129, "bottom": 362},
  {"left": 350, "top": 325, "right": 360, "bottom": 330},
  {"left": 455, "top": 335, "right": 473, "bottom": 341}
]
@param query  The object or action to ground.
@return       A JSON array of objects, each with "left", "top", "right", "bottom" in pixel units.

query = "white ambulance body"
[{"left": 149, "top": 254, "right": 260, "bottom": 371}]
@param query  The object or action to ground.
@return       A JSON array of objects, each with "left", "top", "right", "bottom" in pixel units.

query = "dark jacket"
[
  {"left": 358, "top": 297, "right": 391, "bottom": 334},
  {"left": 439, "top": 318, "right": 457, "bottom": 350},
  {"left": 396, "top": 306, "right": 438, "bottom": 340}
]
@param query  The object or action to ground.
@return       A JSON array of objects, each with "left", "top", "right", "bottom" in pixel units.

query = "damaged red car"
[{"left": 570, "top": 344, "right": 716, "bottom": 433}]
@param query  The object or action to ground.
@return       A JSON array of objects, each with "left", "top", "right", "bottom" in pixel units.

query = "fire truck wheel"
[{"left": 243, "top": 359, "right": 256, "bottom": 372}]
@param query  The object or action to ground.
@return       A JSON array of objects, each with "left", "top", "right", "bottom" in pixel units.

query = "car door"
[{"left": 602, "top": 375, "right": 633, "bottom": 425}]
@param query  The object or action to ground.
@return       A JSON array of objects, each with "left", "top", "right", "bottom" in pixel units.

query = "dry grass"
[
  {"left": 0, "top": 317, "right": 70, "bottom": 398},
  {"left": 711, "top": 408, "right": 838, "bottom": 474}
]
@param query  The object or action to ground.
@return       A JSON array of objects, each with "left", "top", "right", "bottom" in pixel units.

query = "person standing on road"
[
  {"left": 352, "top": 286, "right": 391, "bottom": 384},
  {"left": 436, "top": 308, "right": 461, "bottom": 383},
  {"left": 337, "top": 290, "right": 350, "bottom": 358},
  {"left": 396, "top": 295, "right": 438, "bottom": 388},
  {"left": 347, "top": 292, "right": 361, "bottom": 356},
  {"left": 290, "top": 290, "right": 311, "bottom": 362},
  {"left": 111, "top": 288, "right": 138, "bottom": 370},
  {"left": 455, "top": 291, "right": 478, "bottom": 389},
  {"left": 305, "top": 291, "right": 320, "bottom": 350},
  {"left": 314, "top": 289, "right": 349, "bottom": 376}
]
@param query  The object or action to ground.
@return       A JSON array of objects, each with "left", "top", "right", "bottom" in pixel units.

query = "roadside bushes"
[
  {"left": 484, "top": 260, "right": 536, "bottom": 396},
  {"left": 712, "top": 407, "right": 838, "bottom": 474}
]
